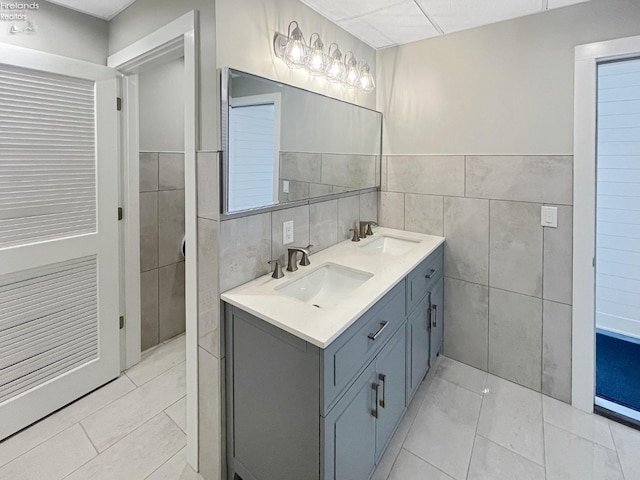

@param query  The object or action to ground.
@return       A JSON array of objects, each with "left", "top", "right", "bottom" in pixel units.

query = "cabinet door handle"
[
  {"left": 378, "top": 374, "right": 386, "bottom": 408},
  {"left": 368, "top": 321, "right": 389, "bottom": 341},
  {"left": 425, "top": 268, "right": 436, "bottom": 279},
  {"left": 371, "top": 383, "right": 379, "bottom": 418},
  {"left": 431, "top": 304, "right": 438, "bottom": 328}
]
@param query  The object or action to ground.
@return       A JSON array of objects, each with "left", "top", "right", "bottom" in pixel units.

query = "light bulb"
[
  {"left": 358, "top": 62, "right": 375, "bottom": 92},
  {"left": 325, "top": 44, "right": 345, "bottom": 82},
  {"left": 283, "top": 22, "right": 308, "bottom": 69},
  {"left": 344, "top": 53, "right": 359, "bottom": 88},
  {"left": 306, "top": 34, "right": 327, "bottom": 76}
]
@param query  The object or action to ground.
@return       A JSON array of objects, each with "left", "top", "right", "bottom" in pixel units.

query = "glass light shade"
[
  {"left": 325, "top": 44, "right": 345, "bottom": 82},
  {"left": 343, "top": 53, "right": 360, "bottom": 88},
  {"left": 283, "top": 22, "right": 308, "bottom": 69},
  {"left": 358, "top": 63, "right": 375, "bottom": 92},
  {"left": 306, "top": 34, "right": 327, "bottom": 76}
]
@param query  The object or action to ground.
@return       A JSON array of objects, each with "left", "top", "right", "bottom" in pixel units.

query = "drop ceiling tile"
[
  {"left": 46, "top": 0, "right": 136, "bottom": 19},
  {"left": 547, "top": 0, "right": 591, "bottom": 8},
  {"left": 300, "top": 0, "right": 406, "bottom": 22},
  {"left": 341, "top": 1, "right": 440, "bottom": 49},
  {"left": 337, "top": 17, "right": 395, "bottom": 50},
  {"left": 417, "top": 0, "right": 542, "bottom": 34}
]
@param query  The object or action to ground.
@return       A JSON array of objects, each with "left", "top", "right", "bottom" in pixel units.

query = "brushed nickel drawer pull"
[
  {"left": 368, "top": 321, "right": 389, "bottom": 341},
  {"left": 425, "top": 268, "right": 437, "bottom": 279}
]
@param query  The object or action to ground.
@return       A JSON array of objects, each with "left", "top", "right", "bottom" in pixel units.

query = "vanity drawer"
[
  {"left": 406, "top": 246, "right": 443, "bottom": 315},
  {"left": 322, "top": 280, "right": 406, "bottom": 414}
]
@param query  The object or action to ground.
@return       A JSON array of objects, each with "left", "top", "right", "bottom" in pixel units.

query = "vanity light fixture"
[
  {"left": 307, "top": 33, "right": 327, "bottom": 76},
  {"left": 358, "top": 61, "right": 376, "bottom": 93},
  {"left": 343, "top": 52, "right": 360, "bottom": 88},
  {"left": 274, "top": 21, "right": 309, "bottom": 69},
  {"left": 273, "top": 21, "right": 375, "bottom": 93},
  {"left": 325, "top": 43, "right": 345, "bottom": 83}
]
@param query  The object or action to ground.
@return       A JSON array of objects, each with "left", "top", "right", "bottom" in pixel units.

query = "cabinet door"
[
  {"left": 324, "top": 362, "right": 377, "bottom": 480},
  {"left": 375, "top": 326, "right": 407, "bottom": 460},
  {"left": 407, "top": 295, "right": 430, "bottom": 402},
  {"left": 429, "top": 277, "right": 444, "bottom": 366}
]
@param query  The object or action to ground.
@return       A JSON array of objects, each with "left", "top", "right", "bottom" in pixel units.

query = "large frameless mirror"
[{"left": 221, "top": 68, "right": 382, "bottom": 215}]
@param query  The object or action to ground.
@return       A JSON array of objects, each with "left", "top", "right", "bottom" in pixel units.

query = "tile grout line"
[
  {"left": 465, "top": 370, "right": 488, "bottom": 479},
  {"left": 608, "top": 423, "right": 627, "bottom": 480}
]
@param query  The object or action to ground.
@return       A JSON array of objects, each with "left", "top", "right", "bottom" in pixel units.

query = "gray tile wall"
[
  {"left": 279, "top": 152, "right": 380, "bottom": 202},
  {"left": 195, "top": 151, "right": 223, "bottom": 480},
  {"left": 139, "top": 152, "right": 186, "bottom": 351},
  {"left": 219, "top": 190, "right": 378, "bottom": 293},
  {"left": 380, "top": 155, "right": 574, "bottom": 403}
]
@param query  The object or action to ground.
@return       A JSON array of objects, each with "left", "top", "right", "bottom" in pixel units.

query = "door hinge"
[
  {"left": 118, "top": 207, "right": 123, "bottom": 221},
  {"left": 116, "top": 97, "right": 122, "bottom": 111},
  {"left": 119, "top": 316, "right": 125, "bottom": 329}
]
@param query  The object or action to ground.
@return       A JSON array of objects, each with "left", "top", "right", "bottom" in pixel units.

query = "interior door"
[{"left": 0, "top": 44, "right": 120, "bottom": 439}]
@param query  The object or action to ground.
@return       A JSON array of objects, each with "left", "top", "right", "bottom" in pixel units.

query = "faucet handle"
[
  {"left": 268, "top": 259, "right": 284, "bottom": 279},
  {"left": 366, "top": 221, "right": 377, "bottom": 236},
  {"left": 349, "top": 228, "right": 360, "bottom": 242},
  {"left": 299, "top": 244, "right": 313, "bottom": 266}
]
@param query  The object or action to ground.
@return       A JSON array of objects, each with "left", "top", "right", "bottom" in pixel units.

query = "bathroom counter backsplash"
[{"left": 221, "top": 227, "right": 444, "bottom": 348}]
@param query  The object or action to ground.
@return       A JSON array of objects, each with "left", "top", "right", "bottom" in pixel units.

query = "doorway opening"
[
  {"left": 107, "top": 11, "right": 199, "bottom": 468},
  {"left": 594, "top": 56, "right": 640, "bottom": 425}
]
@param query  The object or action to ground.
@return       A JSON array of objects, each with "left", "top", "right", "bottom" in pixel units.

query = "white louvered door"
[{"left": 0, "top": 44, "right": 120, "bottom": 439}]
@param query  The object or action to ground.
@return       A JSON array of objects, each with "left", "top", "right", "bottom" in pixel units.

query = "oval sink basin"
[
  {"left": 360, "top": 235, "right": 420, "bottom": 256},
  {"left": 275, "top": 263, "right": 373, "bottom": 309}
]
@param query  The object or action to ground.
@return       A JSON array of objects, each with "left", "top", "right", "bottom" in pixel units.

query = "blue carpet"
[{"left": 596, "top": 332, "right": 640, "bottom": 413}]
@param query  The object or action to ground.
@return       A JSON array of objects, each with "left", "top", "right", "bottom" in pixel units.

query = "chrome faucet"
[
  {"left": 359, "top": 221, "right": 377, "bottom": 239},
  {"left": 286, "top": 245, "right": 313, "bottom": 272}
]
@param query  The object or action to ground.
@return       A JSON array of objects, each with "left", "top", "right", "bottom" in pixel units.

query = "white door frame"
[
  {"left": 107, "top": 11, "right": 199, "bottom": 468},
  {"left": 573, "top": 33, "right": 640, "bottom": 413}
]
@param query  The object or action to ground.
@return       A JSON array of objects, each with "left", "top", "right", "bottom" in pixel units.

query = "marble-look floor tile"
[
  {"left": 67, "top": 413, "right": 185, "bottom": 480},
  {"left": 468, "top": 435, "right": 545, "bottom": 480},
  {"left": 404, "top": 376, "right": 482, "bottom": 479},
  {"left": 81, "top": 363, "right": 185, "bottom": 452},
  {"left": 126, "top": 335, "right": 185, "bottom": 387},
  {"left": 146, "top": 448, "right": 203, "bottom": 480},
  {"left": 146, "top": 448, "right": 187, "bottom": 480},
  {"left": 0, "top": 375, "right": 134, "bottom": 468},
  {"left": 542, "top": 396, "right": 614, "bottom": 449},
  {"left": 0, "top": 425, "right": 96, "bottom": 480},
  {"left": 477, "top": 375, "right": 544, "bottom": 465},
  {"left": 436, "top": 356, "right": 488, "bottom": 395},
  {"left": 545, "top": 423, "right": 623, "bottom": 480},
  {"left": 165, "top": 397, "right": 186, "bottom": 434},
  {"left": 610, "top": 422, "right": 640, "bottom": 480},
  {"left": 388, "top": 449, "right": 455, "bottom": 480}
]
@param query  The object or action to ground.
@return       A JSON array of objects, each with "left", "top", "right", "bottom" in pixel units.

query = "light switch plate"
[
  {"left": 283, "top": 180, "right": 289, "bottom": 193},
  {"left": 283, "top": 220, "right": 294, "bottom": 244},
  {"left": 541, "top": 206, "right": 558, "bottom": 228}
]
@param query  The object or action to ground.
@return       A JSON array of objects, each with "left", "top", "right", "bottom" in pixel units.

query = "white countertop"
[{"left": 221, "top": 227, "right": 445, "bottom": 348}]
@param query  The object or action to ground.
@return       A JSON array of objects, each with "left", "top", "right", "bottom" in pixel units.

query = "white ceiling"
[
  {"left": 300, "top": 0, "right": 591, "bottom": 49},
  {"left": 45, "top": 0, "right": 137, "bottom": 20},
  {"left": 46, "top": 0, "right": 590, "bottom": 47}
]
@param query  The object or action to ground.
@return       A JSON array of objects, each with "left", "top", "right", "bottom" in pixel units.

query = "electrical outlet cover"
[
  {"left": 283, "top": 220, "right": 294, "bottom": 244},
  {"left": 541, "top": 206, "right": 558, "bottom": 228}
]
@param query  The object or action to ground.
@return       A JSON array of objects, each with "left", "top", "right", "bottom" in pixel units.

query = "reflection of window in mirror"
[{"left": 228, "top": 93, "right": 281, "bottom": 212}]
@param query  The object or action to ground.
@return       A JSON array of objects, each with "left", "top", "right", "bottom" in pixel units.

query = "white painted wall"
[
  {"left": 216, "top": 0, "right": 377, "bottom": 112},
  {"left": 377, "top": 0, "right": 640, "bottom": 155},
  {"left": 0, "top": 1, "right": 107, "bottom": 64},
  {"left": 139, "top": 57, "right": 185, "bottom": 152}
]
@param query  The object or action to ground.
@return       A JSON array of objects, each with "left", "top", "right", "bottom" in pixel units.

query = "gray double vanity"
[{"left": 219, "top": 69, "right": 445, "bottom": 480}]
